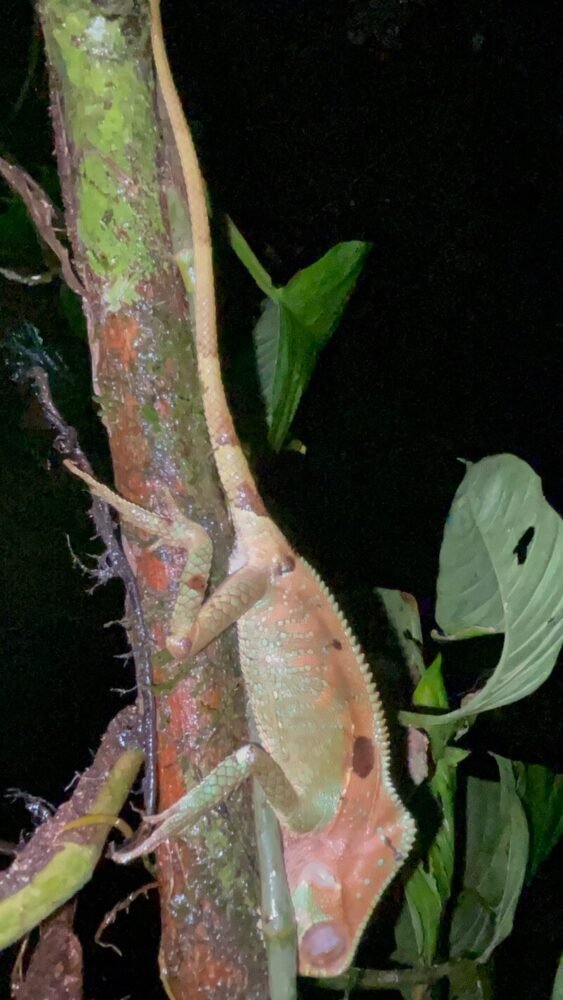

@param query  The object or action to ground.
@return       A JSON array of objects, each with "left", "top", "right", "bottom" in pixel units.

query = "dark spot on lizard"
[
  {"left": 216, "top": 427, "right": 237, "bottom": 446},
  {"left": 513, "top": 526, "right": 535, "bottom": 565},
  {"left": 236, "top": 481, "right": 267, "bottom": 515},
  {"left": 186, "top": 574, "right": 206, "bottom": 593},
  {"left": 352, "top": 736, "right": 375, "bottom": 778},
  {"left": 274, "top": 555, "right": 296, "bottom": 576},
  {"left": 330, "top": 638, "right": 343, "bottom": 650}
]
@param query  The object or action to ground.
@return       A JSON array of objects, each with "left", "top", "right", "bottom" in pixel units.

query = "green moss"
[
  {"left": 45, "top": 1, "right": 166, "bottom": 308},
  {"left": 141, "top": 403, "right": 161, "bottom": 430}
]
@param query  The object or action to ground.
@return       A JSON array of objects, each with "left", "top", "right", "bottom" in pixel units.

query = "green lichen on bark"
[{"left": 43, "top": 0, "right": 165, "bottom": 308}]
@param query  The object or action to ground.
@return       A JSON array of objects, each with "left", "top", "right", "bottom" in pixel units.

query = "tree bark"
[{"left": 38, "top": 0, "right": 267, "bottom": 995}]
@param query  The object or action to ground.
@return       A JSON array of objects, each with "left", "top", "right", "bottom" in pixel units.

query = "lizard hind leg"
[
  {"left": 112, "top": 744, "right": 299, "bottom": 863},
  {"left": 64, "top": 459, "right": 216, "bottom": 646},
  {"left": 64, "top": 460, "right": 211, "bottom": 558}
]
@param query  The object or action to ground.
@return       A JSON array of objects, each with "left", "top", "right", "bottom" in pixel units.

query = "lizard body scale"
[{"left": 68, "top": 0, "right": 417, "bottom": 977}]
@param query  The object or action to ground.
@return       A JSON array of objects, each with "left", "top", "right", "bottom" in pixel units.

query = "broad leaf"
[
  {"left": 450, "top": 755, "right": 528, "bottom": 963},
  {"left": 514, "top": 762, "right": 563, "bottom": 881},
  {"left": 229, "top": 221, "right": 371, "bottom": 450},
  {"left": 403, "top": 454, "right": 563, "bottom": 727}
]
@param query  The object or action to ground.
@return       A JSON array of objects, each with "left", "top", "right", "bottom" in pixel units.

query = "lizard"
[{"left": 66, "top": 0, "right": 417, "bottom": 978}]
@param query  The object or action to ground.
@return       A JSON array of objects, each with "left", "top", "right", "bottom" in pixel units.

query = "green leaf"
[
  {"left": 428, "top": 747, "right": 469, "bottom": 900},
  {"left": 449, "top": 960, "right": 493, "bottom": 1000},
  {"left": 402, "top": 454, "right": 563, "bottom": 728},
  {"left": 411, "top": 655, "right": 460, "bottom": 757},
  {"left": 450, "top": 754, "right": 529, "bottom": 963},
  {"left": 394, "top": 745, "right": 467, "bottom": 971},
  {"left": 377, "top": 588, "right": 425, "bottom": 681},
  {"left": 514, "top": 762, "right": 563, "bottom": 881},
  {"left": 229, "top": 222, "right": 371, "bottom": 450},
  {"left": 227, "top": 218, "right": 276, "bottom": 298},
  {"left": 552, "top": 954, "right": 563, "bottom": 1000},
  {"left": 394, "top": 867, "right": 442, "bottom": 967},
  {"left": 413, "top": 654, "right": 448, "bottom": 710}
]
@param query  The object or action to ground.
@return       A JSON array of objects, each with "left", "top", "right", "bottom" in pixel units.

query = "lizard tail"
[{"left": 150, "top": 0, "right": 265, "bottom": 516}]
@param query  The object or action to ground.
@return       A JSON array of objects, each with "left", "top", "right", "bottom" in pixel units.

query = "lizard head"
[{"left": 285, "top": 781, "right": 416, "bottom": 978}]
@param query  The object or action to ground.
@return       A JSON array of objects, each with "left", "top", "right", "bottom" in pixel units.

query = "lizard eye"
[{"left": 300, "top": 921, "right": 348, "bottom": 969}]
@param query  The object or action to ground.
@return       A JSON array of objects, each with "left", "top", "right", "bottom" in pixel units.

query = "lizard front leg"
[{"left": 112, "top": 744, "right": 299, "bottom": 862}]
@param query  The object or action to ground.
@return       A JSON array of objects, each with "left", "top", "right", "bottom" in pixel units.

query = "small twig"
[
  {"left": 0, "top": 157, "right": 84, "bottom": 296},
  {"left": 94, "top": 881, "right": 158, "bottom": 955},
  {"left": 11, "top": 935, "right": 31, "bottom": 992},
  {"left": 22, "top": 367, "right": 157, "bottom": 813},
  {"left": 318, "top": 960, "right": 472, "bottom": 992}
]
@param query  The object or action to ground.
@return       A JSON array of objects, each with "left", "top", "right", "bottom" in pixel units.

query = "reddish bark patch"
[
  {"left": 100, "top": 313, "right": 139, "bottom": 368},
  {"left": 352, "top": 735, "right": 375, "bottom": 778},
  {"left": 136, "top": 548, "right": 170, "bottom": 591}
]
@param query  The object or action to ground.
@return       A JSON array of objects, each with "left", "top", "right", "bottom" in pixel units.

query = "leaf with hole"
[{"left": 403, "top": 454, "right": 563, "bottom": 728}]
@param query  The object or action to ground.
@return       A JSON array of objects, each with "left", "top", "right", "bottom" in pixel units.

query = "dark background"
[{"left": 1, "top": 0, "right": 562, "bottom": 997}]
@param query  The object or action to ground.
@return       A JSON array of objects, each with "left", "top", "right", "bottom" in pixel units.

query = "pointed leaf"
[
  {"left": 413, "top": 654, "right": 448, "bottom": 710},
  {"left": 450, "top": 755, "right": 528, "bottom": 963},
  {"left": 227, "top": 218, "right": 276, "bottom": 298},
  {"left": 428, "top": 747, "right": 468, "bottom": 900},
  {"left": 403, "top": 454, "right": 563, "bottom": 727},
  {"left": 250, "top": 241, "right": 371, "bottom": 449},
  {"left": 393, "top": 867, "right": 442, "bottom": 966}
]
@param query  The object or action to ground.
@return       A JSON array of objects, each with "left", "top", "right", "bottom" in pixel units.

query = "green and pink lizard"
[{"left": 67, "top": 0, "right": 416, "bottom": 978}]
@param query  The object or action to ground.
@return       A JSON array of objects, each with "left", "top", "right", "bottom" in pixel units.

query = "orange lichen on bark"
[{"left": 100, "top": 313, "right": 139, "bottom": 368}]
